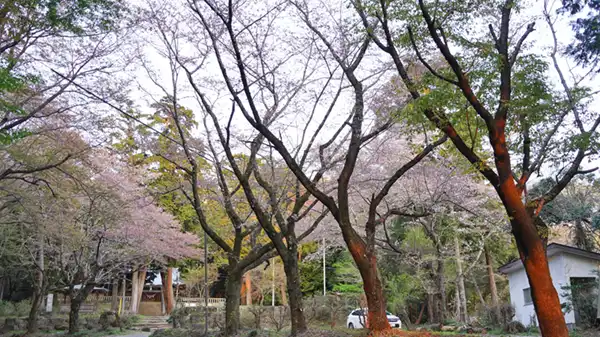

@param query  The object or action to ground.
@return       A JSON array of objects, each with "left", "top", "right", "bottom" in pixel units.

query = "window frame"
[{"left": 523, "top": 287, "right": 533, "bottom": 305}]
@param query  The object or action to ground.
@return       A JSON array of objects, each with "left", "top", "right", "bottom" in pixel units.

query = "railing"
[
  {"left": 76, "top": 295, "right": 224, "bottom": 306},
  {"left": 177, "top": 297, "right": 225, "bottom": 307},
  {"left": 83, "top": 295, "right": 131, "bottom": 303}
]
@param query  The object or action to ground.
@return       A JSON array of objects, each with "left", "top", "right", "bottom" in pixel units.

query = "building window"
[{"left": 523, "top": 288, "right": 533, "bottom": 305}]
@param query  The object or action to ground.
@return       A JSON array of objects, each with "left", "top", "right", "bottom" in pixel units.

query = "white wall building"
[{"left": 498, "top": 243, "right": 600, "bottom": 328}]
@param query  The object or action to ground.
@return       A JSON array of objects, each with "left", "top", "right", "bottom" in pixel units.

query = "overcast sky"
[{"left": 125, "top": 0, "right": 599, "bottom": 181}]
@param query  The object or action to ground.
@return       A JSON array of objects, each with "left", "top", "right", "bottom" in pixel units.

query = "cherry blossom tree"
[{"left": 1, "top": 146, "right": 200, "bottom": 333}]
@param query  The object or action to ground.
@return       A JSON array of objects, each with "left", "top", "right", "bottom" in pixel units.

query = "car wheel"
[{"left": 348, "top": 323, "right": 354, "bottom": 329}]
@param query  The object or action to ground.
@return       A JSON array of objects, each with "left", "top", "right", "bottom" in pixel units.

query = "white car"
[{"left": 346, "top": 308, "right": 402, "bottom": 329}]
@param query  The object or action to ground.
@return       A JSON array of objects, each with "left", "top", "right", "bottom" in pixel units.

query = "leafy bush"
[
  {"left": 0, "top": 301, "right": 14, "bottom": 316},
  {"left": 0, "top": 300, "right": 31, "bottom": 317},
  {"left": 120, "top": 314, "right": 140, "bottom": 329},
  {"left": 169, "top": 306, "right": 222, "bottom": 330},
  {"left": 503, "top": 320, "right": 526, "bottom": 333}
]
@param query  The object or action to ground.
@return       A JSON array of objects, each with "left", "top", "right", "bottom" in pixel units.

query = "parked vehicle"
[{"left": 346, "top": 308, "right": 402, "bottom": 329}]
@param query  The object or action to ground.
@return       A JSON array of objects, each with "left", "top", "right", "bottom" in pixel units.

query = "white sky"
[{"left": 123, "top": 0, "right": 600, "bottom": 182}]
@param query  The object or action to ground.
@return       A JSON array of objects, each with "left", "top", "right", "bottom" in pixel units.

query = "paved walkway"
[{"left": 101, "top": 332, "right": 151, "bottom": 337}]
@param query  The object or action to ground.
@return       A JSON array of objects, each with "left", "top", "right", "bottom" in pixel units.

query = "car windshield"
[{"left": 386, "top": 312, "right": 392, "bottom": 315}]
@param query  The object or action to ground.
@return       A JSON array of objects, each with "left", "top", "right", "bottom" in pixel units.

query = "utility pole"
[
  {"left": 271, "top": 258, "right": 275, "bottom": 307},
  {"left": 204, "top": 230, "right": 208, "bottom": 334},
  {"left": 322, "top": 237, "right": 326, "bottom": 296},
  {"left": 120, "top": 277, "right": 126, "bottom": 314}
]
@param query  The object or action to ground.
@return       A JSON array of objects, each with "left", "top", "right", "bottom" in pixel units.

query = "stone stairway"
[{"left": 133, "top": 315, "right": 171, "bottom": 331}]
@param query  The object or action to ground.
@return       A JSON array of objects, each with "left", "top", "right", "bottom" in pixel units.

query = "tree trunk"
[
  {"left": 454, "top": 236, "right": 468, "bottom": 323},
  {"left": 68, "top": 284, "right": 94, "bottom": 334},
  {"left": 131, "top": 270, "right": 139, "bottom": 314},
  {"left": 163, "top": 267, "right": 174, "bottom": 314},
  {"left": 283, "top": 254, "right": 307, "bottom": 336},
  {"left": 499, "top": 179, "right": 569, "bottom": 336},
  {"left": 454, "top": 285, "right": 461, "bottom": 322},
  {"left": 399, "top": 306, "right": 413, "bottom": 330},
  {"left": 69, "top": 298, "right": 83, "bottom": 334},
  {"left": 436, "top": 253, "right": 446, "bottom": 322},
  {"left": 121, "top": 278, "right": 127, "bottom": 313},
  {"left": 244, "top": 273, "right": 252, "bottom": 305},
  {"left": 415, "top": 303, "right": 425, "bottom": 325},
  {"left": 520, "top": 234, "right": 568, "bottom": 336},
  {"left": 137, "top": 267, "right": 147, "bottom": 312},
  {"left": 351, "top": 248, "right": 390, "bottom": 331},
  {"left": 27, "top": 288, "right": 44, "bottom": 333},
  {"left": 427, "top": 293, "right": 435, "bottom": 323},
  {"left": 224, "top": 268, "right": 243, "bottom": 336},
  {"left": 280, "top": 279, "right": 288, "bottom": 306},
  {"left": 111, "top": 279, "right": 119, "bottom": 312},
  {"left": 27, "top": 237, "right": 45, "bottom": 333},
  {"left": 485, "top": 245, "right": 501, "bottom": 322},
  {"left": 472, "top": 277, "right": 485, "bottom": 306}
]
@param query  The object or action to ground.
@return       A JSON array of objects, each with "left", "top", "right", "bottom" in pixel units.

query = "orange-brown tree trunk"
[
  {"left": 415, "top": 303, "right": 425, "bottom": 325},
  {"left": 498, "top": 173, "right": 568, "bottom": 337},
  {"left": 347, "top": 239, "right": 390, "bottom": 331},
  {"left": 244, "top": 273, "right": 252, "bottom": 305},
  {"left": 520, "top": 236, "right": 568, "bottom": 336}
]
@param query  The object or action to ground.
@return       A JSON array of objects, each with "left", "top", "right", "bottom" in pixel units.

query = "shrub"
[
  {"left": 246, "top": 305, "right": 268, "bottom": 329},
  {"left": 561, "top": 276, "right": 599, "bottom": 329},
  {"left": 267, "top": 306, "right": 289, "bottom": 332},
  {"left": 168, "top": 306, "right": 222, "bottom": 330},
  {"left": 99, "top": 311, "right": 117, "bottom": 330},
  {"left": 120, "top": 314, "right": 141, "bottom": 329},
  {"left": 503, "top": 320, "right": 526, "bottom": 333},
  {"left": 303, "top": 294, "right": 360, "bottom": 327},
  {"left": 0, "top": 300, "right": 31, "bottom": 317},
  {"left": 478, "top": 302, "right": 515, "bottom": 328},
  {"left": 0, "top": 301, "right": 15, "bottom": 316}
]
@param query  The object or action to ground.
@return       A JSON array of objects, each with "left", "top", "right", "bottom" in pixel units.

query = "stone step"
[
  {"left": 133, "top": 316, "right": 170, "bottom": 328},
  {"left": 137, "top": 320, "right": 169, "bottom": 324}
]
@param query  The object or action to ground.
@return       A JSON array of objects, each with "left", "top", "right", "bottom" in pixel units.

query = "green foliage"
[
  {"left": 332, "top": 283, "right": 363, "bottom": 293},
  {"left": 299, "top": 259, "right": 325, "bottom": 295},
  {"left": 0, "top": 300, "right": 31, "bottom": 317},
  {"left": 3, "top": 0, "right": 126, "bottom": 35},
  {"left": 385, "top": 273, "right": 423, "bottom": 314},
  {"left": 560, "top": 273, "right": 599, "bottom": 328},
  {"left": 298, "top": 243, "right": 336, "bottom": 296},
  {"left": 0, "top": 130, "right": 32, "bottom": 145},
  {"left": 560, "top": 0, "right": 600, "bottom": 71},
  {"left": 330, "top": 250, "right": 362, "bottom": 294},
  {"left": 530, "top": 176, "right": 600, "bottom": 227}
]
